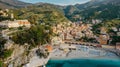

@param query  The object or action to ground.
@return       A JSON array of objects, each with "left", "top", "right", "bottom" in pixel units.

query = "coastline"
[
  {"left": 47, "top": 57, "right": 120, "bottom": 67},
  {"left": 24, "top": 44, "right": 120, "bottom": 67},
  {"left": 46, "top": 44, "right": 120, "bottom": 67},
  {"left": 50, "top": 55, "right": 120, "bottom": 61},
  {"left": 51, "top": 45, "right": 120, "bottom": 59}
]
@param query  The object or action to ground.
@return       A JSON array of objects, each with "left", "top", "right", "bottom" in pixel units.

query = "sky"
[{"left": 19, "top": 0, "right": 90, "bottom": 5}]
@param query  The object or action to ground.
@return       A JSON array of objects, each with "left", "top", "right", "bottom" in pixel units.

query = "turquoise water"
[{"left": 46, "top": 58, "right": 120, "bottom": 67}]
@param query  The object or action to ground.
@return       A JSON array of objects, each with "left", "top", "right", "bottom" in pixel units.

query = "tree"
[
  {"left": 0, "top": 36, "right": 7, "bottom": 53},
  {"left": 92, "top": 23, "right": 102, "bottom": 35},
  {"left": 11, "top": 24, "right": 53, "bottom": 47},
  {"left": 0, "top": 49, "right": 13, "bottom": 59},
  {"left": 111, "top": 36, "right": 120, "bottom": 45},
  {"left": 0, "top": 36, "right": 12, "bottom": 59},
  {"left": 0, "top": 61, "right": 3, "bottom": 67},
  {"left": 28, "top": 14, "right": 39, "bottom": 24}
]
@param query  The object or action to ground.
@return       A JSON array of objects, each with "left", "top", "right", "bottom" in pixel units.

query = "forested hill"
[
  {"left": 12, "top": 3, "right": 68, "bottom": 24},
  {"left": 63, "top": 0, "right": 120, "bottom": 21},
  {"left": 1, "top": 0, "right": 120, "bottom": 22},
  {"left": 0, "top": 0, "right": 31, "bottom": 9}
]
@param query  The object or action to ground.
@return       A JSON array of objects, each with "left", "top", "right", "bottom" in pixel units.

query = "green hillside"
[{"left": 63, "top": 0, "right": 120, "bottom": 21}]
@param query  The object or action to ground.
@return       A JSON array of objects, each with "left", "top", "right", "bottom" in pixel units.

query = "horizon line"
[{"left": 19, "top": 0, "right": 90, "bottom": 6}]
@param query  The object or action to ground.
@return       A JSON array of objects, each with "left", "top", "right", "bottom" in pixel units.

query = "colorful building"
[
  {"left": 116, "top": 43, "right": 120, "bottom": 50},
  {"left": 0, "top": 20, "right": 31, "bottom": 28}
]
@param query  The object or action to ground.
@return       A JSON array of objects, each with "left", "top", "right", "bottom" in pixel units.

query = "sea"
[
  {"left": 46, "top": 58, "right": 120, "bottom": 67},
  {"left": 46, "top": 45, "right": 120, "bottom": 67}
]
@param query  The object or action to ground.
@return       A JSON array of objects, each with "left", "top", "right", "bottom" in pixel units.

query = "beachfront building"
[
  {"left": 99, "top": 34, "right": 109, "bottom": 45},
  {"left": 65, "top": 33, "right": 74, "bottom": 40},
  {"left": 51, "top": 37, "right": 63, "bottom": 45},
  {"left": 98, "top": 27, "right": 110, "bottom": 45},
  {"left": 0, "top": 20, "right": 31, "bottom": 28},
  {"left": 45, "top": 45, "right": 53, "bottom": 52},
  {"left": 116, "top": 43, "right": 120, "bottom": 50},
  {"left": 75, "top": 32, "right": 83, "bottom": 39},
  {"left": 116, "top": 43, "right": 120, "bottom": 56}
]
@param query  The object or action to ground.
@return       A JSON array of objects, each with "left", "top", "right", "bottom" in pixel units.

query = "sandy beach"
[
  {"left": 23, "top": 44, "right": 120, "bottom": 67},
  {"left": 50, "top": 44, "right": 120, "bottom": 60}
]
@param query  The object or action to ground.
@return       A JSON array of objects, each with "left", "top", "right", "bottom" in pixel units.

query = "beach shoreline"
[{"left": 47, "top": 57, "right": 120, "bottom": 67}]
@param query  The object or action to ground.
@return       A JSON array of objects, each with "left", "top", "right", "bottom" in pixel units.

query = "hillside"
[
  {"left": 12, "top": 3, "right": 68, "bottom": 24},
  {"left": 0, "top": 1, "right": 68, "bottom": 24},
  {"left": 0, "top": 0, "right": 31, "bottom": 9},
  {"left": 63, "top": 0, "right": 120, "bottom": 21},
  {"left": 1, "top": 0, "right": 120, "bottom": 22}
]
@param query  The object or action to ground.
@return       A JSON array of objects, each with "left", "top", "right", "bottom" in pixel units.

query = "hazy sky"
[{"left": 19, "top": 0, "right": 90, "bottom": 5}]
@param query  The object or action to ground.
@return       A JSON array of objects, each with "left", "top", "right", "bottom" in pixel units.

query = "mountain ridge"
[
  {"left": 0, "top": 0, "right": 31, "bottom": 9},
  {"left": 63, "top": 0, "right": 120, "bottom": 21},
  {"left": 0, "top": 0, "right": 120, "bottom": 22}
]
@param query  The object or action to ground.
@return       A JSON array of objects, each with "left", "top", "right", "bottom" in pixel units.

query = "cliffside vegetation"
[
  {"left": 0, "top": 35, "right": 13, "bottom": 60},
  {"left": 11, "top": 24, "right": 53, "bottom": 48},
  {"left": 0, "top": 61, "right": 3, "bottom": 67}
]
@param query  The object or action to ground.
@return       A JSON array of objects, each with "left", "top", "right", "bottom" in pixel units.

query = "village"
[{"left": 0, "top": 9, "right": 120, "bottom": 67}]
